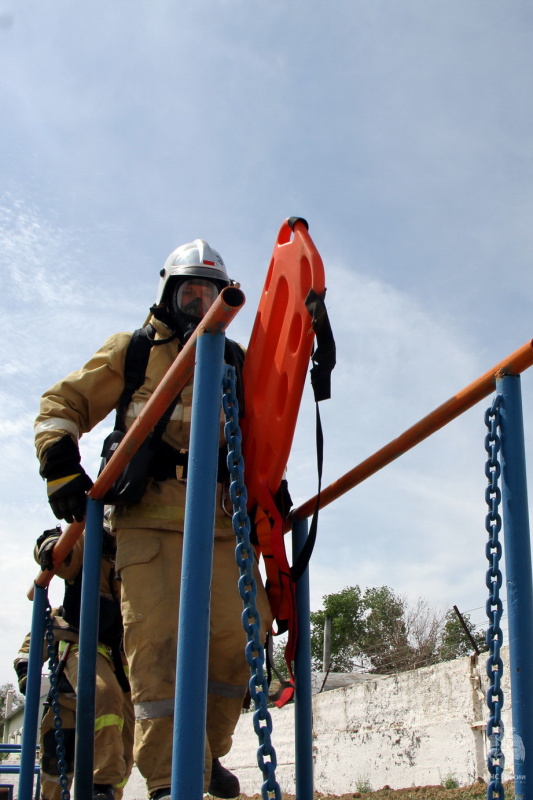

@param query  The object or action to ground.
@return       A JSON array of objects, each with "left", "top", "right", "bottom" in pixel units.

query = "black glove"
[
  {"left": 36, "top": 525, "right": 63, "bottom": 571},
  {"left": 40, "top": 435, "right": 93, "bottom": 523},
  {"left": 14, "top": 661, "right": 28, "bottom": 696}
]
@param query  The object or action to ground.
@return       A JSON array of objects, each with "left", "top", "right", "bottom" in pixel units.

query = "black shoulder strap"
[
  {"left": 114, "top": 325, "right": 156, "bottom": 432},
  {"left": 61, "top": 570, "right": 83, "bottom": 630},
  {"left": 115, "top": 328, "right": 238, "bottom": 444}
]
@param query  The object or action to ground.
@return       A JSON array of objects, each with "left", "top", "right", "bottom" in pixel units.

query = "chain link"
[
  {"left": 222, "top": 365, "right": 282, "bottom": 800},
  {"left": 43, "top": 603, "right": 71, "bottom": 800},
  {"left": 484, "top": 396, "right": 505, "bottom": 800}
]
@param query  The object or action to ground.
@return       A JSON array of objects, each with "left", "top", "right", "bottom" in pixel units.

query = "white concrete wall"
[
  {"left": 224, "top": 647, "right": 514, "bottom": 795},
  {"left": 4, "top": 652, "right": 514, "bottom": 799}
]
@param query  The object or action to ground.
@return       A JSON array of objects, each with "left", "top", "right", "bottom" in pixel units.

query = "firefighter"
[
  {"left": 34, "top": 240, "right": 272, "bottom": 800},
  {"left": 14, "top": 619, "right": 78, "bottom": 800},
  {"left": 14, "top": 524, "right": 134, "bottom": 800}
]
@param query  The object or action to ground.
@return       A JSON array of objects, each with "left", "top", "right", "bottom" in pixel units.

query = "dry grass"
[{"left": 239, "top": 779, "right": 513, "bottom": 800}]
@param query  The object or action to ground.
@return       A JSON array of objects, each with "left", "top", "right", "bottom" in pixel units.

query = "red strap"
[{"left": 254, "top": 505, "right": 297, "bottom": 707}]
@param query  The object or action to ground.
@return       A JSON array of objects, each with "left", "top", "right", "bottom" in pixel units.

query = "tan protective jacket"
[{"left": 34, "top": 318, "right": 233, "bottom": 534}]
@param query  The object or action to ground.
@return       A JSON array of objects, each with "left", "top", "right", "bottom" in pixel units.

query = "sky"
[{"left": 1, "top": 0, "right": 533, "bottom": 687}]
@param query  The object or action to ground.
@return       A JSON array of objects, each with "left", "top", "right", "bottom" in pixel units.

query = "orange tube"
[
  {"left": 290, "top": 338, "right": 533, "bottom": 525},
  {"left": 29, "top": 286, "right": 245, "bottom": 596}
]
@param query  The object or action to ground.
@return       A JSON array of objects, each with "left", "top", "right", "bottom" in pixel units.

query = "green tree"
[
  {"left": 310, "top": 585, "right": 367, "bottom": 671},
  {"left": 439, "top": 608, "right": 487, "bottom": 661},
  {"left": 310, "top": 587, "right": 487, "bottom": 676},
  {"left": 359, "top": 586, "right": 410, "bottom": 674},
  {"left": 271, "top": 637, "right": 290, "bottom": 681},
  {"left": 310, "top": 585, "right": 412, "bottom": 673},
  {"left": 0, "top": 683, "right": 23, "bottom": 716},
  {"left": 0, "top": 683, "right": 24, "bottom": 752},
  {"left": 310, "top": 586, "right": 461, "bottom": 675}
]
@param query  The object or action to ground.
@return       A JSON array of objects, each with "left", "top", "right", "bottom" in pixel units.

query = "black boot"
[
  {"left": 92, "top": 786, "right": 114, "bottom": 800},
  {"left": 150, "top": 789, "right": 171, "bottom": 800},
  {"left": 208, "top": 758, "right": 240, "bottom": 798}
]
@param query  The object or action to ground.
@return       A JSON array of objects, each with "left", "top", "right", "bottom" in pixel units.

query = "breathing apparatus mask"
[{"left": 168, "top": 277, "right": 222, "bottom": 342}]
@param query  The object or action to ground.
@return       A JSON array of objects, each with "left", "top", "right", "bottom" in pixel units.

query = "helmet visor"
[{"left": 175, "top": 278, "right": 219, "bottom": 320}]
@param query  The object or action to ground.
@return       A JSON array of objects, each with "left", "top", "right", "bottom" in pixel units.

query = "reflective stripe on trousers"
[
  {"left": 95, "top": 713, "right": 125, "bottom": 732},
  {"left": 134, "top": 681, "right": 247, "bottom": 720}
]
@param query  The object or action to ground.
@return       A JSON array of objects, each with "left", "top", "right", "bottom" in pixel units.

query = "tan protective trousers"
[
  {"left": 39, "top": 649, "right": 134, "bottom": 799},
  {"left": 115, "top": 527, "right": 272, "bottom": 795},
  {"left": 39, "top": 696, "right": 75, "bottom": 800}
]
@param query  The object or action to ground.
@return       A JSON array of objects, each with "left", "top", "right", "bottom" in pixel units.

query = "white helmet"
[{"left": 155, "top": 239, "right": 230, "bottom": 305}]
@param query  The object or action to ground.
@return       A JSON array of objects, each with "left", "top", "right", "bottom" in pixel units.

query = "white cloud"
[{"left": 0, "top": 0, "right": 532, "bottom": 690}]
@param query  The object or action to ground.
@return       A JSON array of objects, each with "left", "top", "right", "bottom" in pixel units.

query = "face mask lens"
[{"left": 176, "top": 279, "right": 219, "bottom": 319}]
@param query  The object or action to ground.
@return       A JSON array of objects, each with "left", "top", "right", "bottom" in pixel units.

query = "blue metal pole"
[
  {"left": 171, "top": 330, "right": 225, "bottom": 800},
  {"left": 496, "top": 373, "right": 533, "bottom": 800},
  {"left": 74, "top": 498, "right": 104, "bottom": 800},
  {"left": 18, "top": 584, "right": 48, "bottom": 800},
  {"left": 292, "top": 516, "right": 314, "bottom": 800},
  {"left": 0, "top": 766, "right": 40, "bottom": 775}
]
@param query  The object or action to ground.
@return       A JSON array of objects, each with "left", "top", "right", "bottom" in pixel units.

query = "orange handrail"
[
  {"left": 290, "top": 338, "right": 533, "bottom": 525},
  {"left": 29, "top": 286, "right": 245, "bottom": 596}
]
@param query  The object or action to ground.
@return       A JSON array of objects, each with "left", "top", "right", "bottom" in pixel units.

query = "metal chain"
[
  {"left": 222, "top": 365, "right": 282, "bottom": 800},
  {"left": 484, "top": 396, "right": 505, "bottom": 800},
  {"left": 44, "top": 603, "right": 71, "bottom": 800}
]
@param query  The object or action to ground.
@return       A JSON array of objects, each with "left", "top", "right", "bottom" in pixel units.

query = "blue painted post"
[
  {"left": 74, "top": 498, "right": 104, "bottom": 800},
  {"left": 171, "top": 330, "right": 226, "bottom": 800},
  {"left": 18, "top": 584, "right": 48, "bottom": 800},
  {"left": 292, "top": 515, "right": 314, "bottom": 800},
  {"left": 496, "top": 373, "right": 533, "bottom": 800}
]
